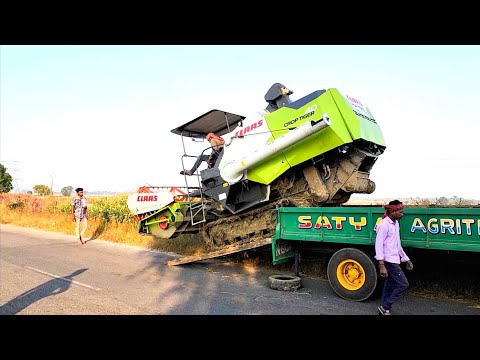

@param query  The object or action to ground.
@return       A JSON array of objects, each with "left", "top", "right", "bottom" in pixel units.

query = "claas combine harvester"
[{"left": 127, "top": 83, "right": 386, "bottom": 249}]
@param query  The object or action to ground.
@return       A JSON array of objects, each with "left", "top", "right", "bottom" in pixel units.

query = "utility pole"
[{"left": 50, "top": 172, "right": 55, "bottom": 195}]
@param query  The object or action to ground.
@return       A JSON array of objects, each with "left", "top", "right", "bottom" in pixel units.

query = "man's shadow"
[
  {"left": 88, "top": 219, "right": 108, "bottom": 241},
  {"left": 0, "top": 268, "right": 88, "bottom": 315}
]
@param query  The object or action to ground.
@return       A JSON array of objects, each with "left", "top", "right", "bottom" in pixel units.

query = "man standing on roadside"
[
  {"left": 375, "top": 199, "right": 414, "bottom": 315},
  {"left": 72, "top": 187, "right": 88, "bottom": 244}
]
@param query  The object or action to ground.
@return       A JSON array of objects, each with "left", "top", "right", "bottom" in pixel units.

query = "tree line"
[
  {"left": 0, "top": 164, "right": 73, "bottom": 196},
  {"left": 1, "top": 163, "right": 478, "bottom": 204}
]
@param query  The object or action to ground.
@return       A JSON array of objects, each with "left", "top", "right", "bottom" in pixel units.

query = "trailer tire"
[
  {"left": 269, "top": 275, "right": 302, "bottom": 291},
  {"left": 327, "top": 247, "right": 377, "bottom": 302}
]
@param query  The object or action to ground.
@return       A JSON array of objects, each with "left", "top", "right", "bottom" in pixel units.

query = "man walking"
[
  {"left": 375, "top": 200, "right": 414, "bottom": 315},
  {"left": 72, "top": 187, "right": 88, "bottom": 244}
]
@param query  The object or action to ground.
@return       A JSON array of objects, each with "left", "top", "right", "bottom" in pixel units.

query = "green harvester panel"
[
  {"left": 272, "top": 206, "right": 480, "bottom": 265},
  {"left": 248, "top": 89, "right": 386, "bottom": 185}
]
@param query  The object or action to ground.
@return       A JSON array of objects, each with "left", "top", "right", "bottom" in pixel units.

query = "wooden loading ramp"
[{"left": 166, "top": 237, "right": 272, "bottom": 266}]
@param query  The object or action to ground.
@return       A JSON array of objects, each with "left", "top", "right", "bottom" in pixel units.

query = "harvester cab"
[{"left": 173, "top": 109, "right": 245, "bottom": 193}]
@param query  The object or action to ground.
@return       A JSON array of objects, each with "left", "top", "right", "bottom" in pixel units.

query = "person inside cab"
[{"left": 180, "top": 132, "right": 225, "bottom": 176}]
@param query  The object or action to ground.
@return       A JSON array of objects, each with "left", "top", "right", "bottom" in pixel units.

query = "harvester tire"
[{"left": 268, "top": 274, "right": 302, "bottom": 291}]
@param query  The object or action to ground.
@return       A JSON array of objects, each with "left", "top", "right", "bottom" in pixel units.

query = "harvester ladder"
[
  {"left": 180, "top": 144, "right": 207, "bottom": 227},
  {"left": 188, "top": 195, "right": 206, "bottom": 226}
]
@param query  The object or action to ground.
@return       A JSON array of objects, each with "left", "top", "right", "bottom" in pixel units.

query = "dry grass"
[
  {"left": 0, "top": 193, "right": 207, "bottom": 255},
  {"left": 0, "top": 207, "right": 152, "bottom": 246},
  {"left": 0, "top": 207, "right": 210, "bottom": 255}
]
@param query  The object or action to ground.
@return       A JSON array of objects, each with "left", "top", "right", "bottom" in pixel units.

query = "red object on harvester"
[
  {"left": 134, "top": 185, "right": 197, "bottom": 203},
  {"left": 137, "top": 186, "right": 154, "bottom": 193},
  {"left": 159, "top": 216, "right": 168, "bottom": 229},
  {"left": 169, "top": 186, "right": 189, "bottom": 202}
]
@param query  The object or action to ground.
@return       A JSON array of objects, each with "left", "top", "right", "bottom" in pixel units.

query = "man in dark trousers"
[{"left": 375, "top": 200, "right": 414, "bottom": 315}]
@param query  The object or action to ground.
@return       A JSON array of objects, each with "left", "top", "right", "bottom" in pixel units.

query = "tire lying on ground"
[{"left": 269, "top": 274, "right": 302, "bottom": 291}]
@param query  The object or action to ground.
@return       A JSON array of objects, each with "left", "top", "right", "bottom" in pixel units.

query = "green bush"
[
  {"left": 87, "top": 195, "right": 133, "bottom": 223},
  {"left": 1, "top": 193, "right": 134, "bottom": 224},
  {"left": 57, "top": 202, "right": 72, "bottom": 215}
]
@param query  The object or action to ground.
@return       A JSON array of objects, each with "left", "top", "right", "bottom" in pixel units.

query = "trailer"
[{"left": 271, "top": 206, "right": 480, "bottom": 301}]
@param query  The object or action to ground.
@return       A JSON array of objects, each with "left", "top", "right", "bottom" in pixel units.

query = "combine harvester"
[{"left": 127, "top": 83, "right": 386, "bottom": 264}]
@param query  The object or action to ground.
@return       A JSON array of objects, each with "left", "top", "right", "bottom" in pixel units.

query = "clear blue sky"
[{"left": 1, "top": 45, "right": 479, "bottom": 200}]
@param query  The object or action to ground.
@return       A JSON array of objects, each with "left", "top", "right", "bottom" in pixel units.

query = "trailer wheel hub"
[{"left": 337, "top": 259, "right": 365, "bottom": 291}]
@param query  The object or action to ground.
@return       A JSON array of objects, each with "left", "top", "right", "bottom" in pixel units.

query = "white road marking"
[
  {"left": 25, "top": 266, "right": 102, "bottom": 291},
  {"left": 220, "top": 291, "right": 247, "bottom": 296}
]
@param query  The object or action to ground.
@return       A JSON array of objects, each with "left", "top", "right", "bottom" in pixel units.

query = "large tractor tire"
[{"left": 327, "top": 247, "right": 378, "bottom": 301}]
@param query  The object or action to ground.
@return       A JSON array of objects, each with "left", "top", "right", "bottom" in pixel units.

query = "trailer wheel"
[
  {"left": 269, "top": 275, "right": 302, "bottom": 291},
  {"left": 327, "top": 247, "right": 377, "bottom": 301}
]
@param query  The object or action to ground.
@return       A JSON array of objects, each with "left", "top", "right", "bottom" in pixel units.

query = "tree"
[
  {"left": 436, "top": 196, "right": 449, "bottom": 205},
  {"left": 409, "top": 197, "right": 432, "bottom": 206},
  {"left": 33, "top": 184, "right": 52, "bottom": 196},
  {"left": 0, "top": 163, "right": 14, "bottom": 193},
  {"left": 61, "top": 186, "right": 73, "bottom": 196},
  {"left": 451, "top": 195, "right": 473, "bottom": 206}
]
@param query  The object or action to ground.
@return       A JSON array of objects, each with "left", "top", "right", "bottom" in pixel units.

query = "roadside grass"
[
  {"left": 0, "top": 208, "right": 151, "bottom": 247},
  {"left": 0, "top": 207, "right": 208, "bottom": 255},
  {"left": 0, "top": 193, "right": 209, "bottom": 255},
  {"left": 1, "top": 193, "right": 479, "bottom": 306}
]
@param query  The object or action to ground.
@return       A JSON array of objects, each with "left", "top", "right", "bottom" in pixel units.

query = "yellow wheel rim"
[{"left": 336, "top": 259, "right": 365, "bottom": 291}]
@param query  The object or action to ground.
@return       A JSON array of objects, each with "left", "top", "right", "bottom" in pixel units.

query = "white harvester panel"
[{"left": 127, "top": 187, "right": 189, "bottom": 215}]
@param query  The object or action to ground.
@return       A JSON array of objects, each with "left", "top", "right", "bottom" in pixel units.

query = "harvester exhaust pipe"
[{"left": 220, "top": 114, "right": 331, "bottom": 183}]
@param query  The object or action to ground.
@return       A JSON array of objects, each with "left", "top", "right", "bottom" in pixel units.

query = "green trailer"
[{"left": 271, "top": 206, "right": 480, "bottom": 301}]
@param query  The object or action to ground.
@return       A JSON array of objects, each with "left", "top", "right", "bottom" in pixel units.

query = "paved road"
[{"left": 1, "top": 224, "right": 479, "bottom": 315}]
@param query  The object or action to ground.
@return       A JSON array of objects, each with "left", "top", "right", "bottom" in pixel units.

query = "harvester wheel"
[{"left": 268, "top": 275, "right": 302, "bottom": 291}]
